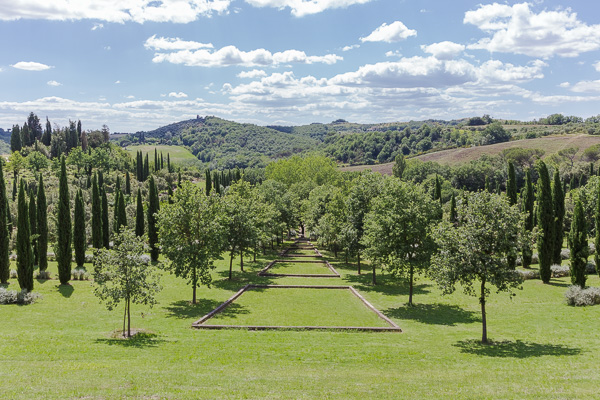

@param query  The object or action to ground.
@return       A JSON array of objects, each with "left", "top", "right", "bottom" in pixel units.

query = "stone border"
[
  {"left": 258, "top": 259, "right": 340, "bottom": 278},
  {"left": 192, "top": 285, "right": 402, "bottom": 332}
]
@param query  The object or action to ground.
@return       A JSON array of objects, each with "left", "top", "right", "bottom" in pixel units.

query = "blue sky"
[{"left": 1, "top": 0, "right": 600, "bottom": 132}]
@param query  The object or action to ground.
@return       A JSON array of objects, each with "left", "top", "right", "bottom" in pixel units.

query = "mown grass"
[
  {"left": 125, "top": 144, "right": 197, "bottom": 165},
  {"left": 1, "top": 242, "right": 599, "bottom": 399},
  {"left": 267, "top": 261, "right": 334, "bottom": 275}
]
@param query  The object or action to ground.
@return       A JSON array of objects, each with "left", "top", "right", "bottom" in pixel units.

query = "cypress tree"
[
  {"left": 11, "top": 124, "right": 22, "bottom": 152},
  {"left": 29, "top": 191, "right": 37, "bottom": 266},
  {"left": 125, "top": 171, "right": 131, "bottom": 195},
  {"left": 12, "top": 177, "right": 17, "bottom": 201},
  {"left": 449, "top": 192, "right": 457, "bottom": 223},
  {"left": 569, "top": 199, "right": 588, "bottom": 288},
  {"left": 595, "top": 184, "right": 600, "bottom": 278},
  {"left": 98, "top": 170, "right": 104, "bottom": 190},
  {"left": 144, "top": 154, "right": 149, "bottom": 181},
  {"left": 522, "top": 168, "right": 535, "bottom": 269},
  {"left": 167, "top": 185, "right": 174, "bottom": 204},
  {"left": 0, "top": 160, "right": 9, "bottom": 283},
  {"left": 113, "top": 189, "right": 121, "bottom": 233},
  {"left": 506, "top": 162, "right": 517, "bottom": 205},
  {"left": 213, "top": 172, "right": 220, "bottom": 195},
  {"left": 86, "top": 175, "right": 91, "bottom": 189},
  {"left": 135, "top": 188, "right": 144, "bottom": 237},
  {"left": 101, "top": 186, "right": 109, "bottom": 249},
  {"left": 205, "top": 168, "right": 212, "bottom": 195},
  {"left": 91, "top": 174, "right": 102, "bottom": 249},
  {"left": 115, "top": 175, "right": 121, "bottom": 194},
  {"left": 160, "top": 152, "right": 164, "bottom": 170},
  {"left": 16, "top": 180, "right": 33, "bottom": 291},
  {"left": 136, "top": 151, "right": 142, "bottom": 181},
  {"left": 147, "top": 176, "right": 159, "bottom": 261},
  {"left": 434, "top": 175, "right": 441, "bottom": 201},
  {"left": 590, "top": 162, "right": 595, "bottom": 177},
  {"left": 115, "top": 189, "right": 127, "bottom": 232},
  {"left": 56, "top": 155, "right": 72, "bottom": 285},
  {"left": 37, "top": 174, "right": 48, "bottom": 272},
  {"left": 73, "top": 189, "right": 86, "bottom": 268},
  {"left": 552, "top": 169, "right": 565, "bottom": 265},
  {"left": 536, "top": 160, "right": 554, "bottom": 283},
  {"left": 167, "top": 153, "right": 171, "bottom": 173},
  {"left": 154, "top": 148, "right": 158, "bottom": 172}
]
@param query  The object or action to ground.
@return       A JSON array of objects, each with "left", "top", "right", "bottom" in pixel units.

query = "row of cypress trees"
[{"left": 135, "top": 149, "right": 173, "bottom": 183}]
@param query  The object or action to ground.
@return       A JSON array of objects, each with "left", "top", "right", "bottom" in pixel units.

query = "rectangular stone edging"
[{"left": 191, "top": 284, "right": 402, "bottom": 332}]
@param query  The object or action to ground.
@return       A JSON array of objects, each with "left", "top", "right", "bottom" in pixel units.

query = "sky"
[{"left": 1, "top": 0, "right": 600, "bottom": 133}]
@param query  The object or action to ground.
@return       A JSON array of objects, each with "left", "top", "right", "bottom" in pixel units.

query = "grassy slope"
[
  {"left": 125, "top": 144, "right": 196, "bottom": 165},
  {"left": 341, "top": 134, "right": 600, "bottom": 175},
  {"left": 1, "top": 243, "right": 599, "bottom": 399}
]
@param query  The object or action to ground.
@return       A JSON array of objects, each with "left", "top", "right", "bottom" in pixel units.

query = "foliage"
[
  {"left": 93, "top": 229, "right": 162, "bottom": 337},
  {"left": 265, "top": 154, "right": 338, "bottom": 188},
  {"left": 536, "top": 160, "right": 553, "bottom": 283},
  {"left": 0, "top": 287, "right": 40, "bottom": 305},
  {"left": 0, "top": 160, "right": 9, "bottom": 283},
  {"left": 147, "top": 176, "right": 159, "bottom": 261},
  {"left": 55, "top": 156, "right": 72, "bottom": 284},
  {"left": 73, "top": 190, "right": 86, "bottom": 268},
  {"left": 568, "top": 199, "right": 588, "bottom": 288},
  {"left": 16, "top": 180, "right": 33, "bottom": 291},
  {"left": 565, "top": 285, "right": 600, "bottom": 306},
  {"left": 36, "top": 174, "right": 48, "bottom": 271},
  {"left": 135, "top": 188, "right": 144, "bottom": 237},
  {"left": 552, "top": 169, "right": 565, "bottom": 265},
  {"left": 91, "top": 175, "right": 102, "bottom": 249},
  {"left": 522, "top": 168, "right": 535, "bottom": 269}
]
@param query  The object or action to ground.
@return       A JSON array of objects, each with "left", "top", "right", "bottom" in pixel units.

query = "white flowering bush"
[
  {"left": 565, "top": 286, "right": 600, "bottom": 306},
  {"left": 0, "top": 288, "right": 41, "bottom": 305}
]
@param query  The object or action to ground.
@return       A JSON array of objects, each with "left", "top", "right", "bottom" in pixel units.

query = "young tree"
[
  {"left": 91, "top": 175, "right": 103, "bottom": 249},
  {"left": 392, "top": 153, "right": 406, "bottom": 179},
  {"left": 147, "top": 176, "right": 160, "bottom": 261},
  {"left": 28, "top": 190, "right": 37, "bottom": 266},
  {"left": 552, "top": 169, "right": 565, "bottom": 265},
  {"left": 431, "top": 191, "right": 523, "bottom": 344},
  {"left": 16, "top": 181, "right": 33, "bottom": 291},
  {"left": 135, "top": 188, "right": 144, "bottom": 237},
  {"left": 569, "top": 199, "right": 588, "bottom": 288},
  {"left": 56, "top": 156, "right": 72, "bottom": 285},
  {"left": 506, "top": 162, "right": 517, "bottom": 205},
  {"left": 536, "top": 160, "right": 554, "bottom": 283},
  {"left": 36, "top": 174, "right": 48, "bottom": 272},
  {"left": 101, "top": 186, "right": 110, "bottom": 249},
  {"left": 522, "top": 168, "right": 535, "bottom": 269},
  {"left": 73, "top": 189, "right": 87, "bottom": 268},
  {"left": 157, "top": 182, "right": 225, "bottom": 303},
  {"left": 125, "top": 171, "right": 131, "bottom": 195},
  {"left": 363, "top": 179, "right": 440, "bottom": 298},
  {"left": 93, "top": 229, "right": 162, "bottom": 337},
  {"left": 0, "top": 161, "right": 9, "bottom": 283},
  {"left": 205, "top": 168, "right": 212, "bottom": 195}
]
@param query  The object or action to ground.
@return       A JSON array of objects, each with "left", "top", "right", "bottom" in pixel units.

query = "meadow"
[
  {"left": 1, "top": 242, "right": 599, "bottom": 399},
  {"left": 125, "top": 145, "right": 197, "bottom": 165}
]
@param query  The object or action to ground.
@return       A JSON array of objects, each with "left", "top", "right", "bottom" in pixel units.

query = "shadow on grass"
[
  {"left": 95, "top": 333, "right": 166, "bottom": 348},
  {"left": 57, "top": 284, "right": 74, "bottom": 298},
  {"left": 384, "top": 303, "right": 479, "bottom": 326},
  {"left": 547, "top": 279, "right": 570, "bottom": 288},
  {"left": 165, "top": 299, "right": 250, "bottom": 320},
  {"left": 454, "top": 339, "right": 583, "bottom": 358},
  {"left": 342, "top": 273, "right": 432, "bottom": 297},
  {"left": 212, "top": 270, "right": 276, "bottom": 292}
]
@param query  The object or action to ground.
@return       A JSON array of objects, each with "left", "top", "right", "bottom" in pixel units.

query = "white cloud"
[
  {"left": 0, "top": 0, "right": 232, "bottom": 23},
  {"left": 150, "top": 42, "right": 342, "bottom": 67},
  {"left": 385, "top": 51, "right": 402, "bottom": 58},
  {"left": 243, "top": 0, "right": 372, "bottom": 17},
  {"left": 477, "top": 59, "right": 546, "bottom": 83},
  {"left": 465, "top": 3, "right": 600, "bottom": 58},
  {"left": 91, "top": 23, "right": 103, "bottom": 30},
  {"left": 360, "top": 21, "right": 416, "bottom": 43},
  {"left": 237, "top": 69, "right": 267, "bottom": 78},
  {"left": 594, "top": 62, "right": 600, "bottom": 72},
  {"left": 168, "top": 92, "right": 188, "bottom": 98},
  {"left": 144, "top": 35, "right": 213, "bottom": 51},
  {"left": 559, "top": 82, "right": 571, "bottom": 88},
  {"left": 47, "top": 80, "right": 62, "bottom": 86},
  {"left": 569, "top": 80, "right": 600, "bottom": 93},
  {"left": 11, "top": 61, "right": 52, "bottom": 71},
  {"left": 115, "top": 80, "right": 121, "bottom": 84},
  {"left": 104, "top": 46, "right": 111, "bottom": 51},
  {"left": 342, "top": 44, "right": 360, "bottom": 51},
  {"left": 125, "top": 95, "right": 135, "bottom": 99},
  {"left": 421, "top": 41, "right": 465, "bottom": 60}
]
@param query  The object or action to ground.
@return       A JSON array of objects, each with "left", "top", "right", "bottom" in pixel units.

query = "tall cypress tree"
[
  {"left": 154, "top": 148, "right": 158, "bottom": 172},
  {"left": 536, "top": 160, "right": 554, "bottom": 284},
  {"left": 522, "top": 168, "right": 535, "bottom": 269},
  {"left": 595, "top": 184, "right": 600, "bottom": 278},
  {"left": 73, "top": 189, "right": 86, "bottom": 268},
  {"left": 205, "top": 168, "right": 212, "bottom": 195},
  {"left": 434, "top": 175, "right": 441, "bottom": 201},
  {"left": 506, "top": 162, "right": 517, "bottom": 205},
  {"left": 12, "top": 177, "right": 17, "bottom": 201},
  {"left": 449, "top": 192, "right": 457, "bottom": 223},
  {"left": 114, "top": 189, "right": 127, "bottom": 232},
  {"left": 160, "top": 152, "right": 164, "bottom": 170},
  {"left": 16, "top": 181, "right": 33, "bottom": 291},
  {"left": 101, "top": 186, "right": 110, "bottom": 249},
  {"left": 167, "top": 154, "right": 171, "bottom": 173},
  {"left": 98, "top": 170, "right": 104, "bottom": 190},
  {"left": 37, "top": 174, "right": 48, "bottom": 272},
  {"left": 135, "top": 188, "right": 144, "bottom": 237},
  {"left": 28, "top": 191, "right": 37, "bottom": 266},
  {"left": 569, "top": 199, "right": 588, "bottom": 288},
  {"left": 10, "top": 124, "right": 22, "bottom": 152},
  {"left": 136, "top": 151, "right": 143, "bottom": 181},
  {"left": 56, "top": 155, "right": 72, "bottom": 285},
  {"left": 0, "top": 160, "right": 9, "bottom": 283},
  {"left": 125, "top": 171, "right": 131, "bottom": 195},
  {"left": 147, "top": 176, "right": 159, "bottom": 261},
  {"left": 113, "top": 189, "right": 121, "bottom": 233},
  {"left": 115, "top": 175, "right": 121, "bottom": 194},
  {"left": 552, "top": 169, "right": 565, "bottom": 265},
  {"left": 144, "top": 154, "right": 149, "bottom": 181},
  {"left": 91, "top": 174, "right": 102, "bottom": 249}
]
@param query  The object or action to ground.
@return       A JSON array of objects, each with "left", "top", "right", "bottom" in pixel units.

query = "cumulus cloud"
[
  {"left": 0, "top": 0, "right": 232, "bottom": 23},
  {"left": 421, "top": 41, "right": 465, "bottom": 60},
  {"left": 361, "top": 21, "right": 416, "bottom": 43},
  {"left": 385, "top": 50, "right": 402, "bottom": 58},
  {"left": 568, "top": 80, "right": 600, "bottom": 93},
  {"left": 243, "top": 0, "right": 372, "bottom": 17},
  {"left": 237, "top": 69, "right": 267, "bottom": 78},
  {"left": 47, "top": 80, "right": 62, "bottom": 86},
  {"left": 144, "top": 35, "right": 213, "bottom": 51},
  {"left": 594, "top": 62, "right": 600, "bottom": 72},
  {"left": 342, "top": 44, "right": 360, "bottom": 52},
  {"left": 11, "top": 61, "right": 52, "bottom": 71},
  {"left": 168, "top": 92, "right": 188, "bottom": 98},
  {"left": 149, "top": 40, "right": 342, "bottom": 67},
  {"left": 465, "top": 2, "right": 600, "bottom": 58},
  {"left": 477, "top": 59, "right": 546, "bottom": 83},
  {"left": 91, "top": 23, "right": 103, "bottom": 30}
]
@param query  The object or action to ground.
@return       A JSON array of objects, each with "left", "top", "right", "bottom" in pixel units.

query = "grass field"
[
  {"left": 125, "top": 144, "right": 197, "bottom": 165},
  {"left": 267, "top": 261, "right": 334, "bottom": 275},
  {"left": 341, "top": 134, "right": 600, "bottom": 174},
  {"left": 206, "top": 287, "right": 390, "bottom": 328},
  {"left": 1, "top": 242, "right": 600, "bottom": 399}
]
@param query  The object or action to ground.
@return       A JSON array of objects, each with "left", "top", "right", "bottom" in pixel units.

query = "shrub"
[
  {"left": 586, "top": 260, "right": 597, "bottom": 274},
  {"left": 0, "top": 288, "right": 41, "bottom": 305},
  {"left": 71, "top": 268, "right": 90, "bottom": 281},
  {"left": 590, "top": 243, "right": 596, "bottom": 255},
  {"left": 35, "top": 270, "right": 51, "bottom": 280},
  {"left": 9, "top": 269, "right": 17, "bottom": 279},
  {"left": 565, "top": 286, "right": 600, "bottom": 306},
  {"left": 551, "top": 264, "right": 570, "bottom": 278},
  {"left": 531, "top": 253, "right": 539, "bottom": 264},
  {"left": 517, "top": 269, "right": 539, "bottom": 280},
  {"left": 560, "top": 249, "right": 570, "bottom": 260}
]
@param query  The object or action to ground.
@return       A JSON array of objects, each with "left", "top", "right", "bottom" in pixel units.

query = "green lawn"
[
  {"left": 125, "top": 144, "right": 197, "bottom": 165},
  {"left": 206, "top": 287, "right": 391, "bottom": 328},
  {"left": 1, "top": 245, "right": 600, "bottom": 399},
  {"left": 267, "top": 261, "right": 335, "bottom": 275},
  {"left": 286, "top": 248, "right": 320, "bottom": 255}
]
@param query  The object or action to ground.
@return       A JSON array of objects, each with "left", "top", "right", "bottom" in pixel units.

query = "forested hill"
[{"left": 122, "top": 116, "right": 319, "bottom": 169}]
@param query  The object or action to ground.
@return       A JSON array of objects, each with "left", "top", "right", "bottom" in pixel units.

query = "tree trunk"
[
  {"left": 357, "top": 252, "right": 361, "bottom": 275},
  {"left": 408, "top": 264, "right": 414, "bottom": 306},
  {"left": 240, "top": 250, "right": 244, "bottom": 271},
  {"left": 254, "top": 247, "right": 257, "bottom": 262},
  {"left": 123, "top": 301, "right": 127, "bottom": 338},
  {"left": 480, "top": 278, "right": 488, "bottom": 344},
  {"left": 229, "top": 253, "right": 233, "bottom": 280},
  {"left": 372, "top": 263, "right": 376, "bottom": 285},
  {"left": 334, "top": 245, "right": 337, "bottom": 258},
  {"left": 127, "top": 297, "right": 131, "bottom": 338}
]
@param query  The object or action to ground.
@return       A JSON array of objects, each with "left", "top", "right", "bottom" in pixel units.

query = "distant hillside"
[
  {"left": 0, "top": 128, "right": 10, "bottom": 154},
  {"left": 121, "top": 116, "right": 319, "bottom": 169}
]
